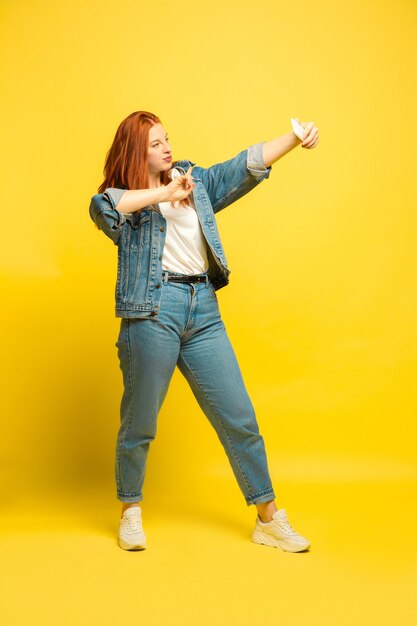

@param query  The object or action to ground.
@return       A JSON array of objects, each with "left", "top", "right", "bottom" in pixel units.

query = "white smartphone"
[{"left": 291, "top": 118, "right": 306, "bottom": 141}]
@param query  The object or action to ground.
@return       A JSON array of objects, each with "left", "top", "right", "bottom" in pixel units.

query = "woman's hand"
[
  {"left": 163, "top": 165, "right": 195, "bottom": 203},
  {"left": 295, "top": 119, "right": 319, "bottom": 149}
]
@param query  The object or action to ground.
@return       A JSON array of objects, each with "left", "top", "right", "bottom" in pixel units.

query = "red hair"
[{"left": 98, "top": 110, "right": 173, "bottom": 194}]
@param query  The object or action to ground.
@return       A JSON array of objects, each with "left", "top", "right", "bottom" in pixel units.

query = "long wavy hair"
[{"left": 98, "top": 110, "right": 173, "bottom": 194}]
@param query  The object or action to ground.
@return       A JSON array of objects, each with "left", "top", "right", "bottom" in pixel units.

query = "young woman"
[{"left": 89, "top": 110, "right": 319, "bottom": 552}]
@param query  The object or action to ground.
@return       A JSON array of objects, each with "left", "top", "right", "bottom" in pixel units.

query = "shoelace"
[
  {"left": 275, "top": 518, "right": 297, "bottom": 535},
  {"left": 124, "top": 515, "right": 142, "bottom": 533},
  {"left": 260, "top": 514, "right": 297, "bottom": 535}
]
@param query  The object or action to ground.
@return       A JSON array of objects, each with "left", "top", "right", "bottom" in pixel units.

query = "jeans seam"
[
  {"left": 212, "top": 174, "right": 251, "bottom": 213},
  {"left": 178, "top": 353, "right": 254, "bottom": 499},
  {"left": 116, "top": 320, "right": 134, "bottom": 493},
  {"left": 247, "top": 487, "right": 275, "bottom": 502}
]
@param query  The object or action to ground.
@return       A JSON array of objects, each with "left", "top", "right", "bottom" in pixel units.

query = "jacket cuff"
[
  {"left": 247, "top": 142, "right": 272, "bottom": 181},
  {"left": 103, "top": 188, "right": 128, "bottom": 225}
]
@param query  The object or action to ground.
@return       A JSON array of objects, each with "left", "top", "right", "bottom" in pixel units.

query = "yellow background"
[{"left": 1, "top": 0, "right": 416, "bottom": 624}]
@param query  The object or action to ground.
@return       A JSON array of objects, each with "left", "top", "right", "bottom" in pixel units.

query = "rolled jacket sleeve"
[
  {"left": 246, "top": 142, "right": 271, "bottom": 181},
  {"left": 89, "top": 189, "right": 128, "bottom": 245},
  {"left": 103, "top": 187, "right": 127, "bottom": 210}
]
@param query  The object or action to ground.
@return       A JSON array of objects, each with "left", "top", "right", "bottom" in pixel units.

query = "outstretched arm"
[{"left": 262, "top": 120, "right": 319, "bottom": 167}]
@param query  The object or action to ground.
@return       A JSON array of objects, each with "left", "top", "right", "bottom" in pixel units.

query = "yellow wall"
[
  {"left": 1, "top": 1, "right": 416, "bottom": 622},
  {"left": 2, "top": 0, "right": 416, "bottom": 492}
]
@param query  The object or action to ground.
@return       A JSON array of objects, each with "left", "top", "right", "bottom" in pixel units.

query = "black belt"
[{"left": 166, "top": 272, "right": 208, "bottom": 284}]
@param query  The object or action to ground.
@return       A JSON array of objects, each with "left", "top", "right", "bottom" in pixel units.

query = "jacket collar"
[{"left": 169, "top": 159, "right": 199, "bottom": 181}]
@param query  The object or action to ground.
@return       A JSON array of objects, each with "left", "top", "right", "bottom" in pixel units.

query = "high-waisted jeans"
[{"left": 114, "top": 270, "right": 276, "bottom": 506}]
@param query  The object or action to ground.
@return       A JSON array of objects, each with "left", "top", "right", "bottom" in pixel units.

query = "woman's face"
[{"left": 147, "top": 123, "right": 172, "bottom": 175}]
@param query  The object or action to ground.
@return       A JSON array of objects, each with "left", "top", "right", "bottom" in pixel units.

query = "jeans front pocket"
[{"left": 209, "top": 282, "right": 219, "bottom": 302}]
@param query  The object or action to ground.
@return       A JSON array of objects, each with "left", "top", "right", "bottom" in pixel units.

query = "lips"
[{"left": 163, "top": 156, "right": 172, "bottom": 162}]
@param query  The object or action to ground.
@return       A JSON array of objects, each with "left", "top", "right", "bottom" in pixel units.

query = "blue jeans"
[{"left": 115, "top": 270, "right": 276, "bottom": 506}]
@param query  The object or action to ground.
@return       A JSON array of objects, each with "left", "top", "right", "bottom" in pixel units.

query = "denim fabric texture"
[
  {"left": 115, "top": 272, "right": 276, "bottom": 505},
  {"left": 89, "top": 142, "right": 271, "bottom": 318}
]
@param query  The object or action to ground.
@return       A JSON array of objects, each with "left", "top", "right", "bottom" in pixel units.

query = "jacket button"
[
  {"left": 156, "top": 284, "right": 160, "bottom": 289},
  {"left": 159, "top": 226, "right": 164, "bottom": 232}
]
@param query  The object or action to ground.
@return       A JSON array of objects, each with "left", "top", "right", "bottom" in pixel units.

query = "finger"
[
  {"left": 302, "top": 138, "right": 315, "bottom": 148},
  {"left": 186, "top": 165, "right": 194, "bottom": 183},
  {"left": 301, "top": 121, "right": 314, "bottom": 141},
  {"left": 303, "top": 132, "right": 318, "bottom": 148},
  {"left": 176, "top": 173, "right": 192, "bottom": 187},
  {"left": 302, "top": 127, "right": 317, "bottom": 146},
  {"left": 184, "top": 166, "right": 195, "bottom": 190}
]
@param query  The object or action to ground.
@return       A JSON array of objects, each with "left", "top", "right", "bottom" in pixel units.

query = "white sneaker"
[
  {"left": 251, "top": 508, "right": 311, "bottom": 552},
  {"left": 118, "top": 506, "right": 147, "bottom": 550}
]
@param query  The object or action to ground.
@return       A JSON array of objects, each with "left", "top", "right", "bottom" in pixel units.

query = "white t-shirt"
[{"left": 158, "top": 186, "right": 209, "bottom": 275}]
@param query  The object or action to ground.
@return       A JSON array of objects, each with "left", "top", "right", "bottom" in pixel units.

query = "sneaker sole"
[
  {"left": 118, "top": 537, "right": 147, "bottom": 551},
  {"left": 251, "top": 529, "right": 310, "bottom": 553}
]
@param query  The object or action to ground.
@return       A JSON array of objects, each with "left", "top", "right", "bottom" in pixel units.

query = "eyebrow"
[{"left": 151, "top": 134, "right": 169, "bottom": 144}]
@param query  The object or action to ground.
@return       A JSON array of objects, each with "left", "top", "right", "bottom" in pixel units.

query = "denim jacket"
[{"left": 89, "top": 141, "right": 272, "bottom": 318}]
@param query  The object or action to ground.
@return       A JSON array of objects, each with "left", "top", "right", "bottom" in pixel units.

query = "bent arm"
[
  {"left": 262, "top": 131, "right": 302, "bottom": 167},
  {"left": 105, "top": 186, "right": 169, "bottom": 213}
]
